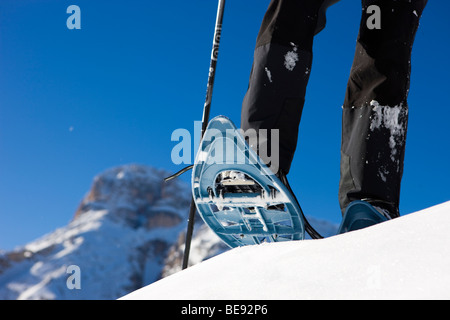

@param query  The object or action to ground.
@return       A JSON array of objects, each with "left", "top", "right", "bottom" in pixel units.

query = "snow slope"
[{"left": 121, "top": 201, "right": 450, "bottom": 300}]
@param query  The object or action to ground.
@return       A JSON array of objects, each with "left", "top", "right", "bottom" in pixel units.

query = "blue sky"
[{"left": 0, "top": 0, "right": 449, "bottom": 250}]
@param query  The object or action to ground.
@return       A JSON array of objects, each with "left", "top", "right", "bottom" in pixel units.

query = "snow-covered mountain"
[
  {"left": 0, "top": 165, "right": 189, "bottom": 299},
  {"left": 0, "top": 165, "right": 194, "bottom": 299},
  {"left": 122, "top": 201, "right": 450, "bottom": 300},
  {"left": 0, "top": 164, "right": 338, "bottom": 300}
]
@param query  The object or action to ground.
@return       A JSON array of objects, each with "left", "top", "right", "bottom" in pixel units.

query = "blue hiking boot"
[{"left": 338, "top": 200, "right": 390, "bottom": 234}]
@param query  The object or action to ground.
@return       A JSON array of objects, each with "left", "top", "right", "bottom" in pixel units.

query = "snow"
[
  {"left": 264, "top": 67, "right": 273, "bottom": 83},
  {"left": 121, "top": 201, "right": 450, "bottom": 300},
  {"left": 369, "top": 100, "right": 407, "bottom": 162},
  {"left": 284, "top": 43, "right": 299, "bottom": 71}
]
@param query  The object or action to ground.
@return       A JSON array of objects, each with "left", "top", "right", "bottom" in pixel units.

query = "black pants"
[{"left": 241, "top": 0, "right": 427, "bottom": 216}]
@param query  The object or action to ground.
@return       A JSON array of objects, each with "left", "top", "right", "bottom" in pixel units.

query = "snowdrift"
[{"left": 121, "top": 201, "right": 450, "bottom": 300}]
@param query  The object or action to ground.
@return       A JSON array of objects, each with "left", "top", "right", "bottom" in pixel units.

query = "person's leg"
[
  {"left": 339, "top": 0, "right": 428, "bottom": 217},
  {"left": 241, "top": 0, "right": 336, "bottom": 174}
]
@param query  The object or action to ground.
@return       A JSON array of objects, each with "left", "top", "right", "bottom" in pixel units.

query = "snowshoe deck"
[{"left": 192, "top": 116, "right": 305, "bottom": 248}]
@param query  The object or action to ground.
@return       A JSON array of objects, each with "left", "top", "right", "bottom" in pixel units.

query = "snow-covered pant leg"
[
  {"left": 241, "top": 0, "right": 330, "bottom": 174},
  {"left": 339, "top": 0, "right": 428, "bottom": 217}
]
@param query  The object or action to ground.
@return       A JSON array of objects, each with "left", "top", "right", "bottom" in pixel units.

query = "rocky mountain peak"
[
  {"left": 0, "top": 164, "right": 196, "bottom": 299},
  {"left": 74, "top": 164, "right": 190, "bottom": 229}
]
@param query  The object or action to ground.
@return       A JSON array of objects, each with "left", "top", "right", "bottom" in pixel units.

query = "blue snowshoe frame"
[{"left": 192, "top": 116, "right": 305, "bottom": 248}]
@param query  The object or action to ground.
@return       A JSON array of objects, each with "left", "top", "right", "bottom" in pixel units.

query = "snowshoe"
[{"left": 191, "top": 116, "right": 305, "bottom": 248}]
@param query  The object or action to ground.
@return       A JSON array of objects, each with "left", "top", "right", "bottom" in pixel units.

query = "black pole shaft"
[{"left": 182, "top": 0, "right": 226, "bottom": 270}]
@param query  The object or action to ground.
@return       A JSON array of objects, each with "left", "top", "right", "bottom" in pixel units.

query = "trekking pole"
[{"left": 181, "top": 0, "right": 226, "bottom": 270}]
